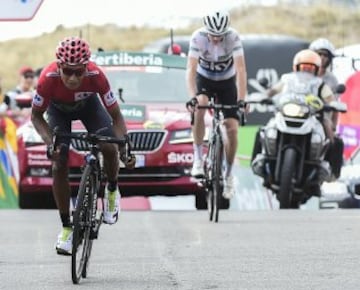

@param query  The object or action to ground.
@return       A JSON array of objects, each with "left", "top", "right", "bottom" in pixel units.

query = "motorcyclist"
[
  {"left": 268, "top": 49, "right": 335, "bottom": 141},
  {"left": 309, "top": 38, "right": 340, "bottom": 132},
  {"left": 252, "top": 49, "right": 341, "bottom": 187},
  {"left": 309, "top": 38, "right": 338, "bottom": 95}
]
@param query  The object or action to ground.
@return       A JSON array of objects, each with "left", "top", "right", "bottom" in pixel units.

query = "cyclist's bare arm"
[
  {"left": 31, "top": 107, "right": 52, "bottom": 146},
  {"left": 234, "top": 54, "right": 247, "bottom": 101},
  {"left": 320, "top": 83, "right": 338, "bottom": 129},
  {"left": 107, "top": 105, "right": 127, "bottom": 138},
  {"left": 186, "top": 56, "right": 198, "bottom": 98},
  {"left": 320, "top": 83, "right": 335, "bottom": 104}
]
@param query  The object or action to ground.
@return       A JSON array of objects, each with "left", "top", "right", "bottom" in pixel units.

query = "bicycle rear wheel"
[
  {"left": 72, "top": 165, "right": 95, "bottom": 284},
  {"left": 213, "top": 135, "right": 224, "bottom": 223}
]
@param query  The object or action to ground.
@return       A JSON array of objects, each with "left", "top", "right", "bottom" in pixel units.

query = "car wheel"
[
  {"left": 195, "top": 191, "right": 207, "bottom": 210},
  {"left": 195, "top": 191, "right": 230, "bottom": 210},
  {"left": 19, "top": 191, "right": 56, "bottom": 209}
]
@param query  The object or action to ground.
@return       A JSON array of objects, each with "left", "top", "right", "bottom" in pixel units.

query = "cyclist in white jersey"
[{"left": 186, "top": 10, "right": 247, "bottom": 199}]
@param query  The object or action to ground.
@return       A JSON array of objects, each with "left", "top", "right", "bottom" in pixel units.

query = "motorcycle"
[{"left": 251, "top": 92, "right": 347, "bottom": 209}]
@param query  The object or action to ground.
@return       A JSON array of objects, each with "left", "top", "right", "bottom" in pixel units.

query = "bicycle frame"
[
  {"left": 197, "top": 96, "right": 243, "bottom": 222},
  {"left": 52, "top": 130, "right": 128, "bottom": 284}
]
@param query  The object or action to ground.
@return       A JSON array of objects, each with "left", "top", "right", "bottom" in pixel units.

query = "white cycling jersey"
[{"left": 188, "top": 27, "right": 244, "bottom": 81}]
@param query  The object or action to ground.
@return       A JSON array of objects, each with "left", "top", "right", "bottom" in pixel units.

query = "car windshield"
[{"left": 103, "top": 66, "right": 188, "bottom": 103}]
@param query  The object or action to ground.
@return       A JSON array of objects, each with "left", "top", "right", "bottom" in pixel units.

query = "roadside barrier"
[{"left": 0, "top": 117, "right": 19, "bottom": 208}]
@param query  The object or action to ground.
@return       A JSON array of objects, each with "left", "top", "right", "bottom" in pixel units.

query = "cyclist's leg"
[
  {"left": 217, "top": 77, "right": 238, "bottom": 178},
  {"left": 47, "top": 103, "right": 73, "bottom": 254},
  {"left": 79, "top": 96, "right": 119, "bottom": 186},
  {"left": 79, "top": 96, "right": 120, "bottom": 223},
  {"left": 213, "top": 77, "right": 238, "bottom": 199},
  {"left": 191, "top": 74, "right": 210, "bottom": 176},
  {"left": 47, "top": 103, "right": 72, "bottom": 226}
]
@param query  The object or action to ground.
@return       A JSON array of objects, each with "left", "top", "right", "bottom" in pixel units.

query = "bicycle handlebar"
[
  {"left": 197, "top": 101, "right": 246, "bottom": 110},
  {"left": 53, "top": 131, "right": 128, "bottom": 146},
  {"left": 52, "top": 129, "right": 132, "bottom": 161}
]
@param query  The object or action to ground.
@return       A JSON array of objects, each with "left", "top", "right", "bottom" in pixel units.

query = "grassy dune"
[{"left": 0, "top": 4, "right": 359, "bottom": 91}]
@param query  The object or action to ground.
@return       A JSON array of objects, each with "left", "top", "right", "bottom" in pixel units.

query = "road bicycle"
[
  {"left": 53, "top": 130, "right": 130, "bottom": 284},
  {"left": 197, "top": 96, "right": 245, "bottom": 222}
]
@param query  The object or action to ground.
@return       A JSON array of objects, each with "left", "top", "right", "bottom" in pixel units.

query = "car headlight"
[
  {"left": 281, "top": 103, "right": 309, "bottom": 118},
  {"left": 169, "top": 128, "right": 209, "bottom": 144},
  {"left": 169, "top": 129, "right": 193, "bottom": 144}
]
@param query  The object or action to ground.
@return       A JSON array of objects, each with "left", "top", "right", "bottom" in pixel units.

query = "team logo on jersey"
[
  {"left": 199, "top": 57, "right": 234, "bottom": 73},
  {"left": 74, "top": 92, "right": 93, "bottom": 101},
  {"left": 104, "top": 91, "right": 117, "bottom": 107},
  {"left": 33, "top": 94, "right": 44, "bottom": 107}
]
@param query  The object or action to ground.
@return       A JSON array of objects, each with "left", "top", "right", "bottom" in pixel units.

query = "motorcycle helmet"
[
  {"left": 309, "top": 38, "right": 335, "bottom": 69},
  {"left": 293, "top": 49, "right": 321, "bottom": 75}
]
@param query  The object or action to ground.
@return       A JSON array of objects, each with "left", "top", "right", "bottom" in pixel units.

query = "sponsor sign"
[
  {"left": 0, "top": 0, "right": 44, "bottom": 21},
  {"left": 120, "top": 104, "right": 146, "bottom": 122},
  {"left": 168, "top": 152, "right": 193, "bottom": 164},
  {"left": 91, "top": 51, "right": 187, "bottom": 69}
]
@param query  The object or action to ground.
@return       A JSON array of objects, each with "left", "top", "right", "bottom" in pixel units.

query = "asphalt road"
[{"left": 1, "top": 209, "right": 360, "bottom": 290}]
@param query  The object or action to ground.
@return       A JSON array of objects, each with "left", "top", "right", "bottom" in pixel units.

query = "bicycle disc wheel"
[
  {"left": 72, "top": 165, "right": 94, "bottom": 284},
  {"left": 213, "top": 135, "right": 224, "bottom": 223}
]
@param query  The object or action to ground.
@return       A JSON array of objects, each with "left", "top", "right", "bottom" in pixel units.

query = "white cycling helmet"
[
  {"left": 203, "top": 10, "right": 230, "bottom": 36},
  {"left": 309, "top": 38, "right": 336, "bottom": 57}
]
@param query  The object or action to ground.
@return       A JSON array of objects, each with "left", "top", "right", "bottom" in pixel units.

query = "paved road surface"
[{"left": 1, "top": 210, "right": 360, "bottom": 290}]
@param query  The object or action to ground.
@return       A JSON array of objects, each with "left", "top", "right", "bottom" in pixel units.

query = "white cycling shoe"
[
  {"left": 223, "top": 175, "right": 235, "bottom": 199},
  {"left": 191, "top": 159, "right": 205, "bottom": 178},
  {"left": 55, "top": 226, "right": 73, "bottom": 256},
  {"left": 103, "top": 186, "right": 121, "bottom": 225}
]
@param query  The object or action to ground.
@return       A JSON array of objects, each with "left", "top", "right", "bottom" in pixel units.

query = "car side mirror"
[{"left": 335, "top": 84, "right": 346, "bottom": 94}]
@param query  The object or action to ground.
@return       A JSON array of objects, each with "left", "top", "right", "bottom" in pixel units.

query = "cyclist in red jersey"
[{"left": 31, "top": 36, "right": 135, "bottom": 255}]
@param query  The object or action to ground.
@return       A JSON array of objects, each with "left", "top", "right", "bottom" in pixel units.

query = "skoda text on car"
[{"left": 17, "top": 51, "right": 208, "bottom": 209}]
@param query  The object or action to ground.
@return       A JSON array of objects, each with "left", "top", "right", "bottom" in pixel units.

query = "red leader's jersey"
[{"left": 32, "top": 61, "right": 117, "bottom": 112}]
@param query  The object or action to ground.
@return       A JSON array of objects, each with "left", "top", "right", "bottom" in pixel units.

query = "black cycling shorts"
[
  {"left": 196, "top": 73, "right": 238, "bottom": 120},
  {"left": 47, "top": 95, "right": 115, "bottom": 152}
]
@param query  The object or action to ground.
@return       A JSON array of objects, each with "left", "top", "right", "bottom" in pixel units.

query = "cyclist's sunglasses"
[{"left": 61, "top": 67, "right": 86, "bottom": 77}]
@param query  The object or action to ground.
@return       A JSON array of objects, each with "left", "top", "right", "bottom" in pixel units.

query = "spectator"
[
  {"left": 0, "top": 76, "right": 2, "bottom": 101},
  {"left": 5, "top": 66, "right": 36, "bottom": 110},
  {"left": 0, "top": 77, "right": 6, "bottom": 114}
]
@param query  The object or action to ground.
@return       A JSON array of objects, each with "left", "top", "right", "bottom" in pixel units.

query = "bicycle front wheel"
[
  {"left": 206, "top": 143, "right": 215, "bottom": 221},
  {"left": 213, "top": 135, "right": 224, "bottom": 223},
  {"left": 72, "top": 165, "right": 95, "bottom": 284}
]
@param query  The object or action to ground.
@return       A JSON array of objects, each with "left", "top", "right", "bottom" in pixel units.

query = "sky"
[{"left": 0, "top": 0, "right": 251, "bottom": 42}]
